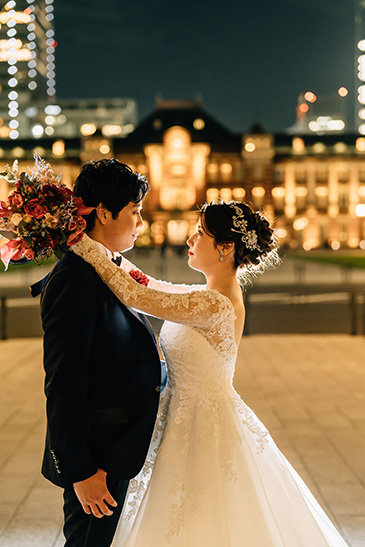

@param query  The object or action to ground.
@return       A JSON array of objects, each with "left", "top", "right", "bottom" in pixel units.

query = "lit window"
[
  {"left": 232, "top": 187, "right": 245, "bottom": 200},
  {"left": 244, "top": 142, "right": 256, "bottom": 152},
  {"left": 272, "top": 187, "right": 285, "bottom": 198},
  {"left": 206, "top": 188, "right": 219, "bottom": 202},
  {"left": 252, "top": 186, "right": 265, "bottom": 198},
  {"left": 292, "top": 137, "right": 305, "bottom": 153},
  {"left": 31, "top": 124, "right": 44, "bottom": 138},
  {"left": 99, "top": 144, "right": 110, "bottom": 155},
  {"left": 80, "top": 123, "right": 97, "bottom": 136},
  {"left": 220, "top": 163, "right": 232, "bottom": 174},
  {"left": 295, "top": 187, "right": 307, "bottom": 197},
  {"left": 207, "top": 164, "right": 218, "bottom": 174},
  {"left": 193, "top": 118, "right": 205, "bottom": 130},
  {"left": 356, "top": 137, "right": 365, "bottom": 151},
  {"left": 220, "top": 188, "right": 232, "bottom": 201},
  {"left": 52, "top": 140, "right": 65, "bottom": 156},
  {"left": 312, "top": 143, "right": 326, "bottom": 154}
]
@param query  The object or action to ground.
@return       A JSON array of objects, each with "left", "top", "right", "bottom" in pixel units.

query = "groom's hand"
[{"left": 73, "top": 468, "right": 117, "bottom": 518}]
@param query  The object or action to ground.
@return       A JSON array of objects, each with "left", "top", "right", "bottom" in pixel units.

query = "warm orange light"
[
  {"left": 292, "top": 137, "right": 305, "bottom": 153},
  {"left": 24, "top": 7, "right": 32, "bottom": 14},
  {"left": 99, "top": 144, "right": 110, "bottom": 155},
  {"left": 304, "top": 91, "right": 317, "bottom": 103},
  {"left": 356, "top": 137, "right": 365, "bottom": 152},
  {"left": 244, "top": 142, "right": 256, "bottom": 152},
  {"left": 52, "top": 140, "right": 65, "bottom": 157},
  {"left": 338, "top": 87, "right": 348, "bottom": 97},
  {"left": 299, "top": 103, "right": 309, "bottom": 113},
  {"left": 80, "top": 123, "right": 97, "bottom": 136},
  {"left": 0, "top": 126, "right": 10, "bottom": 137}
]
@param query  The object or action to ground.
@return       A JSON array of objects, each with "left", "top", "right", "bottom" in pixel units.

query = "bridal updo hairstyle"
[
  {"left": 200, "top": 201, "right": 280, "bottom": 285},
  {"left": 74, "top": 158, "right": 150, "bottom": 231}
]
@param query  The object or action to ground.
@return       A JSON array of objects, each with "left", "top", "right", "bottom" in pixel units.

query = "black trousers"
[{"left": 63, "top": 474, "right": 129, "bottom": 547}]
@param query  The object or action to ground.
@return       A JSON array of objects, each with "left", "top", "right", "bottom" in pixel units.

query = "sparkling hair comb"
[{"left": 229, "top": 204, "right": 261, "bottom": 251}]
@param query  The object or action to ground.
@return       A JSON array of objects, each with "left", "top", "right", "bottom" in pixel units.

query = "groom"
[{"left": 39, "top": 159, "right": 162, "bottom": 546}]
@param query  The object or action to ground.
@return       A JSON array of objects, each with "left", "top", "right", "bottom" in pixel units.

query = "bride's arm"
[
  {"left": 120, "top": 256, "right": 206, "bottom": 294},
  {"left": 72, "top": 236, "right": 230, "bottom": 327}
]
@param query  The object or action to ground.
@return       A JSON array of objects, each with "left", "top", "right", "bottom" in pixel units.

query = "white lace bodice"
[{"left": 72, "top": 236, "right": 237, "bottom": 363}]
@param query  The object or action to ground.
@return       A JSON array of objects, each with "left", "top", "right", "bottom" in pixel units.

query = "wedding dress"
[{"left": 72, "top": 239, "right": 348, "bottom": 547}]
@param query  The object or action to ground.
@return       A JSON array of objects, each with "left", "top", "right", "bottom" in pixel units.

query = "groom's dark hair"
[{"left": 73, "top": 158, "right": 150, "bottom": 231}]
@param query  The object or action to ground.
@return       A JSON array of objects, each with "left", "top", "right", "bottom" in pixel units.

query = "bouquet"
[{"left": 0, "top": 155, "right": 93, "bottom": 268}]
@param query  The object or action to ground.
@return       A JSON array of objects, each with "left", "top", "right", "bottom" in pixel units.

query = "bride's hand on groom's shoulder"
[{"left": 73, "top": 468, "right": 117, "bottom": 518}]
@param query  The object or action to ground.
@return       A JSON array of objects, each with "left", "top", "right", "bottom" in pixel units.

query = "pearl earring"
[{"left": 219, "top": 250, "right": 224, "bottom": 262}]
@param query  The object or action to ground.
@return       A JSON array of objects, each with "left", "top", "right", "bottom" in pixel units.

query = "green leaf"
[{"left": 53, "top": 247, "right": 65, "bottom": 260}]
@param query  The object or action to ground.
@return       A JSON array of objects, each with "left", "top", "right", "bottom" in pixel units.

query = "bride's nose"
[{"left": 186, "top": 234, "right": 193, "bottom": 247}]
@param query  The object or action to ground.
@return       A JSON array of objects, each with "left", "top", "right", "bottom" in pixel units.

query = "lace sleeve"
[
  {"left": 120, "top": 256, "right": 206, "bottom": 294},
  {"left": 72, "top": 236, "right": 230, "bottom": 327}
]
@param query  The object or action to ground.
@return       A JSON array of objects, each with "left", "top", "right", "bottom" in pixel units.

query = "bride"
[{"left": 73, "top": 201, "right": 348, "bottom": 546}]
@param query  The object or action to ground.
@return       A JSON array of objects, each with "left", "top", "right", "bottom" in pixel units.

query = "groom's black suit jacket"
[{"left": 40, "top": 251, "right": 161, "bottom": 488}]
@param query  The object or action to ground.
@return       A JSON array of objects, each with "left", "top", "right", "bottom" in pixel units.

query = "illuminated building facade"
[
  {"left": 0, "top": 0, "right": 56, "bottom": 139},
  {"left": 0, "top": 99, "right": 365, "bottom": 250}
]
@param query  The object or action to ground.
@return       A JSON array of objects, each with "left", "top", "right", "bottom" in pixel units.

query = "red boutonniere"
[{"left": 129, "top": 269, "right": 149, "bottom": 286}]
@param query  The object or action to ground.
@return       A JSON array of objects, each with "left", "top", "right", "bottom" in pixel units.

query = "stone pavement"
[{"left": 0, "top": 335, "right": 364, "bottom": 546}]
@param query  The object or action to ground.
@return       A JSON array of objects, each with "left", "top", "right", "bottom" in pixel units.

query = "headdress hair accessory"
[{"left": 229, "top": 204, "right": 261, "bottom": 251}]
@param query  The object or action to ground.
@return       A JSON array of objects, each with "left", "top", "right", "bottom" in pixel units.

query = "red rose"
[
  {"left": 39, "top": 184, "right": 63, "bottom": 207},
  {"left": 129, "top": 269, "right": 149, "bottom": 286},
  {"left": 8, "top": 191, "right": 24, "bottom": 208},
  {"left": 66, "top": 230, "right": 84, "bottom": 246},
  {"left": 24, "top": 247, "right": 35, "bottom": 260},
  {"left": 24, "top": 199, "right": 45, "bottom": 219},
  {"left": 68, "top": 218, "right": 78, "bottom": 231}
]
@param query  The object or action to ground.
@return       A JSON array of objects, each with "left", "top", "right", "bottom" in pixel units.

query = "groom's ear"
[{"left": 95, "top": 203, "right": 111, "bottom": 225}]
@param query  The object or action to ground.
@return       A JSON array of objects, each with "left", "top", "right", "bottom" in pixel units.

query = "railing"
[
  {"left": 0, "top": 283, "right": 364, "bottom": 339},
  {"left": 0, "top": 287, "right": 41, "bottom": 340},
  {"left": 244, "top": 283, "right": 365, "bottom": 336}
]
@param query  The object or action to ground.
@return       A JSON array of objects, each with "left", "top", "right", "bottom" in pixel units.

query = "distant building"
[
  {"left": 0, "top": 99, "right": 364, "bottom": 250},
  {"left": 53, "top": 98, "right": 138, "bottom": 140},
  {"left": 0, "top": 0, "right": 56, "bottom": 139},
  {"left": 356, "top": 0, "right": 365, "bottom": 134},
  {"left": 287, "top": 91, "right": 349, "bottom": 135},
  {"left": 0, "top": 2, "right": 137, "bottom": 142}
]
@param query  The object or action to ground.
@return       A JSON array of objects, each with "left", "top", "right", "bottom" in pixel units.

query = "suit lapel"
[{"left": 116, "top": 297, "right": 157, "bottom": 343}]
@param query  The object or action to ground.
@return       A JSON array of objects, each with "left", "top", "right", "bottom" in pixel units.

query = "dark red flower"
[
  {"left": 129, "top": 269, "right": 149, "bottom": 286},
  {"left": 49, "top": 230, "right": 61, "bottom": 248},
  {"left": 24, "top": 199, "right": 46, "bottom": 219}
]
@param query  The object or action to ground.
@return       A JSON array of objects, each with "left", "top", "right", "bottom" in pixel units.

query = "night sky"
[{"left": 54, "top": 0, "right": 355, "bottom": 133}]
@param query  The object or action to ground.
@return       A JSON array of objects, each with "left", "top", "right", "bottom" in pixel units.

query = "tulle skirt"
[{"left": 112, "top": 386, "right": 348, "bottom": 546}]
